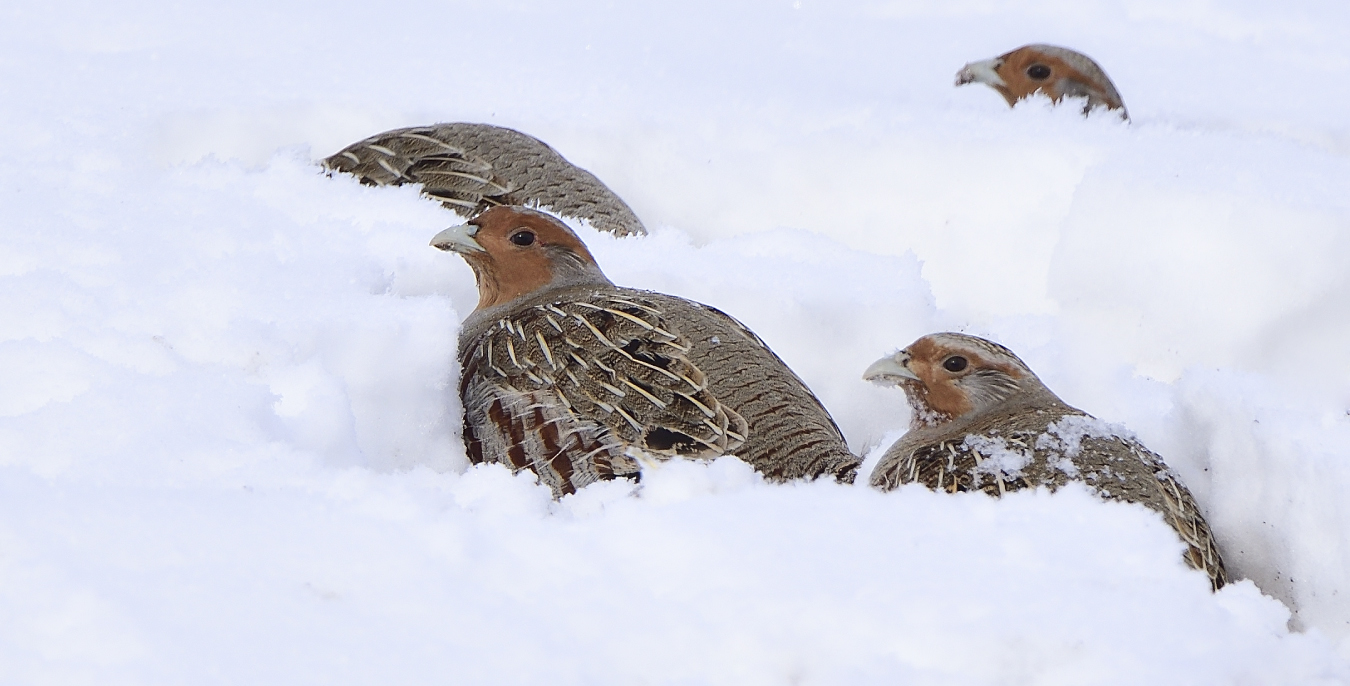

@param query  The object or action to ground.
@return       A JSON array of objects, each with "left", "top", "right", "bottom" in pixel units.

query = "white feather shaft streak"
[
  {"left": 622, "top": 378, "right": 667, "bottom": 409},
  {"left": 535, "top": 331, "right": 556, "bottom": 368},
  {"left": 376, "top": 158, "right": 404, "bottom": 178}
]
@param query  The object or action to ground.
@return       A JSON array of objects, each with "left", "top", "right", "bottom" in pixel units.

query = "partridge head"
[
  {"left": 863, "top": 332, "right": 1048, "bottom": 428},
  {"left": 437, "top": 206, "right": 859, "bottom": 498},
  {"left": 432, "top": 205, "right": 611, "bottom": 312},
  {"left": 956, "top": 44, "right": 1128, "bottom": 119}
]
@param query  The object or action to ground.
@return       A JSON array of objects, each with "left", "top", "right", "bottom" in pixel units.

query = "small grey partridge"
[
  {"left": 956, "top": 44, "right": 1128, "bottom": 119},
  {"left": 324, "top": 123, "right": 646, "bottom": 237},
  {"left": 864, "top": 333, "right": 1227, "bottom": 590},
  {"left": 435, "top": 206, "right": 858, "bottom": 497}
]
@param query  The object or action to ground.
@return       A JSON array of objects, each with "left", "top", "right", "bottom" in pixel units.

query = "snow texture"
[
  {"left": 964, "top": 434, "right": 1035, "bottom": 484},
  {"left": 4, "top": 0, "right": 1350, "bottom": 683},
  {"left": 1036, "top": 414, "right": 1130, "bottom": 477}
]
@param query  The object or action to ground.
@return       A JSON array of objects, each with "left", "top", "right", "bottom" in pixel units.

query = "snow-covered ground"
[{"left": 4, "top": 0, "right": 1350, "bottom": 682}]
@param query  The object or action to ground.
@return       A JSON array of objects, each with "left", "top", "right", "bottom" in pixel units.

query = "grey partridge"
[
  {"left": 864, "top": 333, "right": 1226, "bottom": 590},
  {"left": 325, "top": 123, "right": 646, "bottom": 237},
  {"left": 956, "top": 44, "right": 1128, "bottom": 119},
  {"left": 435, "top": 206, "right": 858, "bottom": 497}
]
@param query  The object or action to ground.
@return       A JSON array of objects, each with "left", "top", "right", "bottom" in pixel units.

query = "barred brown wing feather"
[
  {"left": 876, "top": 435, "right": 1034, "bottom": 495},
  {"left": 322, "top": 123, "right": 647, "bottom": 236},
  {"left": 641, "top": 295, "right": 858, "bottom": 483},
  {"left": 322, "top": 127, "right": 504, "bottom": 211},
  {"left": 460, "top": 295, "right": 747, "bottom": 497},
  {"left": 460, "top": 370, "right": 640, "bottom": 497},
  {"left": 1140, "top": 447, "right": 1230, "bottom": 591}
]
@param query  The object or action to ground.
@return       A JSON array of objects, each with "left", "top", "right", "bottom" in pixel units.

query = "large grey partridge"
[
  {"left": 324, "top": 123, "right": 646, "bottom": 237},
  {"left": 435, "top": 206, "right": 858, "bottom": 497},
  {"left": 956, "top": 44, "right": 1128, "bottom": 119},
  {"left": 864, "top": 333, "right": 1226, "bottom": 590}
]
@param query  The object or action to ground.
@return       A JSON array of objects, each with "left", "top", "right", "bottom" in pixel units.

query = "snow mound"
[{"left": 4, "top": 0, "right": 1350, "bottom": 681}]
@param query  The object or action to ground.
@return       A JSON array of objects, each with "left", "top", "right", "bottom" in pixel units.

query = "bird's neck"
[
  {"left": 470, "top": 250, "right": 612, "bottom": 312},
  {"left": 908, "top": 385, "right": 1072, "bottom": 436},
  {"left": 461, "top": 267, "right": 614, "bottom": 347}
]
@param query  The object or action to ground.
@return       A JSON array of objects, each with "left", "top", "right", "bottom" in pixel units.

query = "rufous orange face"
[
  {"left": 957, "top": 44, "right": 1126, "bottom": 115},
  {"left": 458, "top": 207, "right": 601, "bottom": 310},
  {"left": 992, "top": 46, "right": 1125, "bottom": 111},
  {"left": 899, "top": 334, "right": 1031, "bottom": 422}
]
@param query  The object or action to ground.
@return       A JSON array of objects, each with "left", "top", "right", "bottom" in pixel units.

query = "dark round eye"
[
  {"left": 1026, "top": 64, "right": 1051, "bottom": 80},
  {"left": 509, "top": 230, "right": 536, "bottom": 247},
  {"left": 943, "top": 356, "right": 968, "bottom": 372}
]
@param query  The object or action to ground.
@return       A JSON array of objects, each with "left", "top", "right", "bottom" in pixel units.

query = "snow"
[
  {"left": 964, "top": 434, "right": 1035, "bottom": 483},
  {"left": 4, "top": 0, "right": 1350, "bottom": 682}
]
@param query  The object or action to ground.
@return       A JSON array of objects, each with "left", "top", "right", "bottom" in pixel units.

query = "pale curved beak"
[
  {"left": 955, "top": 57, "right": 1005, "bottom": 87},
  {"left": 863, "top": 352, "right": 920, "bottom": 386},
  {"left": 430, "top": 223, "right": 486, "bottom": 253}
]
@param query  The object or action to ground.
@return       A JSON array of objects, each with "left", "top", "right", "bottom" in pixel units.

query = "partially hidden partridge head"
[
  {"left": 433, "top": 206, "right": 859, "bottom": 498},
  {"left": 864, "top": 333, "right": 1227, "bottom": 590},
  {"left": 956, "top": 44, "right": 1128, "bottom": 119}
]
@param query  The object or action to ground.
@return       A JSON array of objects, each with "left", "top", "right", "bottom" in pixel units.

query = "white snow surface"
[{"left": 4, "top": 0, "right": 1350, "bottom": 682}]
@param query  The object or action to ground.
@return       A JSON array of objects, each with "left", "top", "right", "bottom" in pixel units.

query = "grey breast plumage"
[
  {"left": 323, "top": 123, "right": 647, "bottom": 237},
  {"left": 460, "top": 285, "right": 859, "bottom": 497},
  {"left": 870, "top": 394, "right": 1228, "bottom": 590}
]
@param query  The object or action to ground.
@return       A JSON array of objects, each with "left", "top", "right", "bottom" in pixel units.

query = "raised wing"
[{"left": 322, "top": 123, "right": 647, "bottom": 237}]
